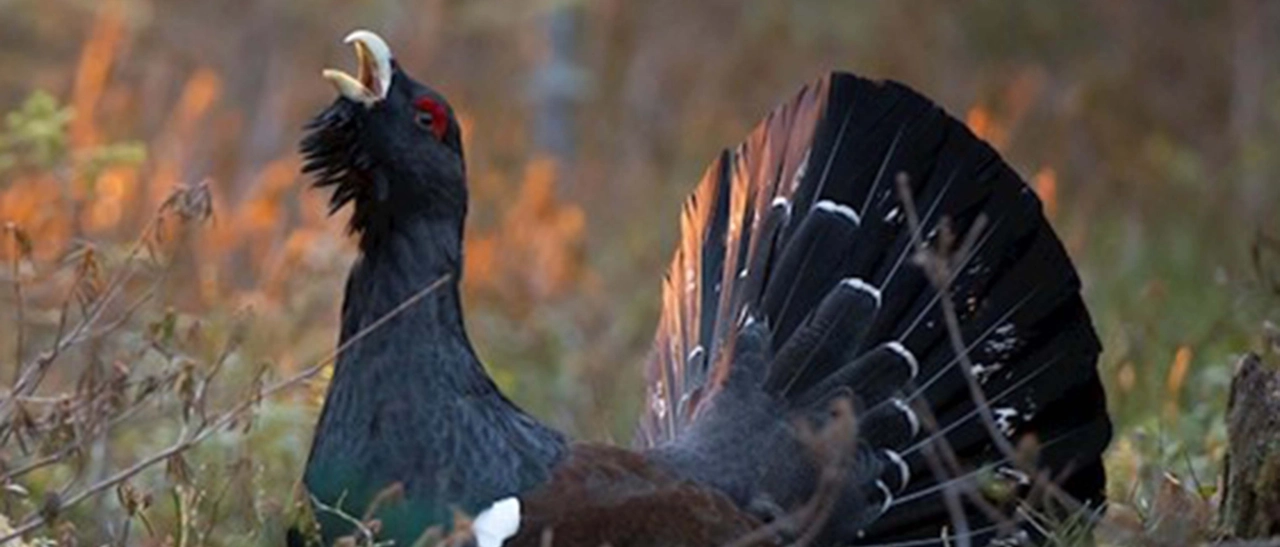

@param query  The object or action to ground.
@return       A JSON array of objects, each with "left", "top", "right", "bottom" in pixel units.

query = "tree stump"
[{"left": 1222, "top": 353, "right": 1280, "bottom": 538}]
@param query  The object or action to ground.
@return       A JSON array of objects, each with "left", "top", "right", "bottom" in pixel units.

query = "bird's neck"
[
  {"left": 345, "top": 213, "right": 471, "bottom": 356},
  {"left": 332, "top": 212, "right": 499, "bottom": 424},
  {"left": 307, "top": 211, "right": 565, "bottom": 541}
]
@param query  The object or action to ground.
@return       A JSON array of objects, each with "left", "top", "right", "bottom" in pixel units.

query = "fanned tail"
[{"left": 640, "top": 73, "right": 1111, "bottom": 545}]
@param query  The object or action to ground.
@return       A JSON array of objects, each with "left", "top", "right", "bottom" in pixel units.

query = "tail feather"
[
  {"left": 639, "top": 72, "right": 1110, "bottom": 544},
  {"left": 762, "top": 213, "right": 867, "bottom": 390},
  {"left": 641, "top": 79, "right": 828, "bottom": 445}
]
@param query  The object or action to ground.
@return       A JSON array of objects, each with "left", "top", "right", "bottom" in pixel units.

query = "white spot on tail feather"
[
  {"left": 474, "top": 496, "right": 521, "bottom": 547},
  {"left": 882, "top": 448, "right": 911, "bottom": 488},
  {"left": 771, "top": 196, "right": 792, "bottom": 216},
  {"left": 884, "top": 341, "right": 919, "bottom": 379},
  {"left": 815, "top": 200, "right": 861, "bottom": 225},
  {"left": 884, "top": 206, "right": 901, "bottom": 223},
  {"left": 892, "top": 398, "right": 920, "bottom": 436},
  {"left": 993, "top": 407, "right": 1018, "bottom": 437},
  {"left": 688, "top": 345, "right": 705, "bottom": 364},
  {"left": 790, "top": 148, "right": 811, "bottom": 194},
  {"left": 989, "top": 530, "right": 1031, "bottom": 546},
  {"left": 839, "top": 277, "right": 881, "bottom": 307},
  {"left": 983, "top": 322, "right": 1019, "bottom": 355},
  {"left": 970, "top": 361, "right": 1003, "bottom": 384},
  {"left": 997, "top": 465, "right": 1031, "bottom": 486},
  {"left": 1021, "top": 396, "right": 1039, "bottom": 421},
  {"left": 650, "top": 382, "right": 667, "bottom": 420},
  {"left": 876, "top": 480, "right": 893, "bottom": 513}
]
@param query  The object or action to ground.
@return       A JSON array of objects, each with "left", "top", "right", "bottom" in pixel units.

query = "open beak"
[{"left": 322, "top": 30, "right": 394, "bottom": 107}]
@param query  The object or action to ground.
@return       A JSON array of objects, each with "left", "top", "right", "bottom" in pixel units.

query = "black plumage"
[
  {"left": 640, "top": 73, "right": 1111, "bottom": 546},
  {"left": 297, "top": 56, "right": 566, "bottom": 542},
  {"left": 296, "top": 30, "right": 1110, "bottom": 547}
]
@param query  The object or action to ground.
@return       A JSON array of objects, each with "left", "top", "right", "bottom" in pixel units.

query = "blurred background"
[{"left": 1, "top": 0, "right": 1278, "bottom": 543}]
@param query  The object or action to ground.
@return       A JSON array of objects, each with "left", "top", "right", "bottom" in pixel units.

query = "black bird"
[{"left": 294, "top": 30, "right": 1111, "bottom": 547}]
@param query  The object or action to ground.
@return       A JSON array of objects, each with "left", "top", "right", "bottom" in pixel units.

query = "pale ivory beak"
[{"left": 322, "top": 30, "right": 394, "bottom": 107}]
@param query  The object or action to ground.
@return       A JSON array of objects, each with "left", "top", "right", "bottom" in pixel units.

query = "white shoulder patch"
[{"left": 473, "top": 496, "right": 521, "bottom": 547}]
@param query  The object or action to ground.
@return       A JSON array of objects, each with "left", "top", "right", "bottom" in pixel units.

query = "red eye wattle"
[{"left": 413, "top": 97, "right": 449, "bottom": 140}]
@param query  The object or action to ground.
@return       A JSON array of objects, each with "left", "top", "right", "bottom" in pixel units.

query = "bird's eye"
[
  {"left": 413, "top": 97, "right": 449, "bottom": 141},
  {"left": 415, "top": 111, "right": 435, "bottom": 130}
]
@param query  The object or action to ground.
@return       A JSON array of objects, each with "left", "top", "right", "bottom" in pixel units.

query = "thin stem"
[
  {"left": 0, "top": 273, "right": 451, "bottom": 544},
  {"left": 7, "top": 223, "right": 27, "bottom": 384}
]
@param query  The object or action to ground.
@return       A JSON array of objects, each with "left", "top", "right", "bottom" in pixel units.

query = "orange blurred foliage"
[
  {"left": 70, "top": 0, "right": 126, "bottom": 149},
  {"left": 1163, "top": 345, "right": 1193, "bottom": 422},
  {"left": 965, "top": 106, "right": 1001, "bottom": 149},
  {"left": 466, "top": 157, "right": 588, "bottom": 315},
  {"left": 1033, "top": 166, "right": 1058, "bottom": 220}
]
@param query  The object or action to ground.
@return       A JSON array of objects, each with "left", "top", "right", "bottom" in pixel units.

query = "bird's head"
[{"left": 301, "top": 30, "right": 465, "bottom": 239}]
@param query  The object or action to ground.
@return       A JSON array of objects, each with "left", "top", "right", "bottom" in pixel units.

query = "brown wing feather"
[{"left": 511, "top": 444, "right": 768, "bottom": 547}]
